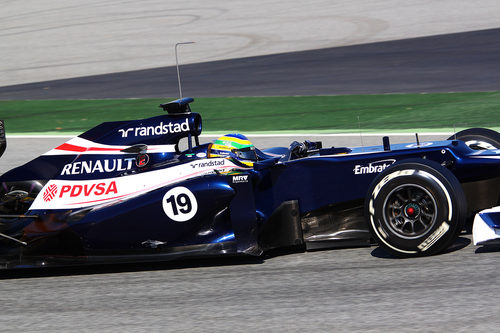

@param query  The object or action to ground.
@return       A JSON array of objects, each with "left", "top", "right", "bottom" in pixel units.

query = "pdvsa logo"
[
  {"left": 353, "top": 159, "right": 396, "bottom": 175},
  {"left": 232, "top": 175, "right": 249, "bottom": 183},
  {"left": 59, "top": 181, "right": 118, "bottom": 198},
  {"left": 43, "top": 184, "right": 58, "bottom": 202},
  {"left": 118, "top": 119, "right": 190, "bottom": 138}
]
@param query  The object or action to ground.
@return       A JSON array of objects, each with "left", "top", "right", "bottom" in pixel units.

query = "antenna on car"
[
  {"left": 175, "top": 42, "right": 195, "bottom": 99},
  {"left": 357, "top": 116, "right": 364, "bottom": 150}
]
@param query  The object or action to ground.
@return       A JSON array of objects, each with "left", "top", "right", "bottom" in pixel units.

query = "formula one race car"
[{"left": 0, "top": 98, "right": 499, "bottom": 269}]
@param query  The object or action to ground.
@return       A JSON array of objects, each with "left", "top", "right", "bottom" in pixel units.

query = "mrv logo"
[
  {"left": 232, "top": 175, "right": 249, "bottom": 183},
  {"left": 353, "top": 159, "right": 396, "bottom": 175},
  {"left": 118, "top": 119, "right": 190, "bottom": 138},
  {"left": 61, "top": 158, "right": 135, "bottom": 175}
]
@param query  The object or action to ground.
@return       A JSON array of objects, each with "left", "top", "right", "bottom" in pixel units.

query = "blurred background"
[{"left": 1, "top": 0, "right": 500, "bottom": 134}]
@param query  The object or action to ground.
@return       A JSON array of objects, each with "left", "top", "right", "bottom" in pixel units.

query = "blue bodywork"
[
  {"left": 479, "top": 212, "right": 500, "bottom": 229},
  {"left": 0, "top": 98, "right": 499, "bottom": 268}
]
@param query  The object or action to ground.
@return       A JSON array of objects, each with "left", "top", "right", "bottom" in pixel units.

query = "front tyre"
[
  {"left": 447, "top": 128, "right": 500, "bottom": 150},
  {"left": 365, "top": 159, "right": 466, "bottom": 257}
]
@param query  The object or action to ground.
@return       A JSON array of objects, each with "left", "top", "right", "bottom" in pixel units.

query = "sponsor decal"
[
  {"left": 33, "top": 180, "right": 119, "bottom": 209},
  {"left": 118, "top": 119, "right": 190, "bottom": 138},
  {"left": 43, "top": 184, "right": 58, "bottom": 202},
  {"left": 196, "top": 152, "right": 207, "bottom": 158},
  {"left": 406, "top": 142, "right": 433, "bottom": 148},
  {"left": 190, "top": 160, "right": 225, "bottom": 169},
  {"left": 353, "top": 159, "right": 396, "bottom": 175},
  {"left": 162, "top": 186, "right": 198, "bottom": 222},
  {"left": 30, "top": 158, "right": 243, "bottom": 210},
  {"left": 60, "top": 158, "right": 135, "bottom": 175},
  {"left": 232, "top": 175, "right": 249, "bottom": 183},
  {"left": 136, "top": 154, "right": 149, "bottom": 167},
  {"left": 58, "top": 181, "right": 118, "bottom": 198}
]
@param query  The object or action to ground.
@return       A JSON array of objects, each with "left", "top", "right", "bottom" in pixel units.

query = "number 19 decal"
[{"left": 162, "top": 186, "right": 198, "bottom": 222}]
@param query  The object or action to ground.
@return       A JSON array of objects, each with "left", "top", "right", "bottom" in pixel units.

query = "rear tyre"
[
  {"left": 365, "top": 159, "right": 466, "bottom": 257},
  {"left": 447, "top": 128, "right": 500, "bottom": 150},
  {"left": 0, "top": 181, "right": 44, "bottom": 215}
]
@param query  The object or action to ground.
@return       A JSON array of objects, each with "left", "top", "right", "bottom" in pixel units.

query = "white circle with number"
[{"left": 162, "top": 186, "right": 198, "bottom": 222}]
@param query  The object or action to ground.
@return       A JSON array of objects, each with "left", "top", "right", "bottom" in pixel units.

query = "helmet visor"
[{"left": 233, "top": 146, "right": 258, "bottom": 161}]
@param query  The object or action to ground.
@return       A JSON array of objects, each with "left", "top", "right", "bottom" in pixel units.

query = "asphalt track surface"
[
  {"left": 2, "top": 136, "right": 500, "bottom": 332},
  {"left": 3, "top": 0, "right": 500, "bottom": 87},
  {"left": 2, "top": 28, "right": 500, "bottom": 99}
]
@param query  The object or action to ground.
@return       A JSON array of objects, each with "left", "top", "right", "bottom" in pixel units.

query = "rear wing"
[{"left": 0, "top": 120, "right": 5, "bottom": 159}]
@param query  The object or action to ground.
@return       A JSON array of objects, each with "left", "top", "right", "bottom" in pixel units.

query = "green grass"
[{"left": 1, "top": 92, "right": 500, "bottom": 134}]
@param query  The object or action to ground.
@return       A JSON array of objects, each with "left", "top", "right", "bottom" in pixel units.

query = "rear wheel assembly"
[{"left": 0, "top": 181, "right": 44, "bottom": 215}]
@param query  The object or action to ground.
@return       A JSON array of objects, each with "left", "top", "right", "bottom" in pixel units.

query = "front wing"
[{"left": 473, "top": 206, "right": 500, "bottom": 246}]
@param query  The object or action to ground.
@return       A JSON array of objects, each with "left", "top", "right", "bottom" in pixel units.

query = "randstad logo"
[
  {"left": 190, "top": 160, "right": 225, "bottom": 169},
  {"left": 118, "top": 119, "right": 190, "bottom": 138}
]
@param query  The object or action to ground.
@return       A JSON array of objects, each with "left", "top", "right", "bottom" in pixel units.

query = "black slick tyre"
[
  {"left": 447, "top": 128, "right": 500, "bottom": 150},
  {"left": 365, "top": 159, "right": 466, "bottom": 257}
]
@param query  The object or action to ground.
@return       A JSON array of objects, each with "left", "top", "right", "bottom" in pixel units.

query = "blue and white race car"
[{"left": 0, "top": 98, "right": 499, "bottom": 269}]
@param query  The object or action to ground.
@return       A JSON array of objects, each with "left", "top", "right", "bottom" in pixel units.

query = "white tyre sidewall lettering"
[
  {"left": 162, "top": 186, "right": 198, "bottom": 222},
  {"left": 372, "top": 169, "right": 415, "bottom": 200}
]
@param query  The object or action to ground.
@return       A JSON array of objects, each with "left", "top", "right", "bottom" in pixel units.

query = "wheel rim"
[{"left": 383, "top": 184, "right": 437, "bottom": 239}]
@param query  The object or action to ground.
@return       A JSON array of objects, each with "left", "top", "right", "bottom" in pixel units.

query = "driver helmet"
[{"left": 208, "top": 133, "right": 257, "bottom": 166}]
